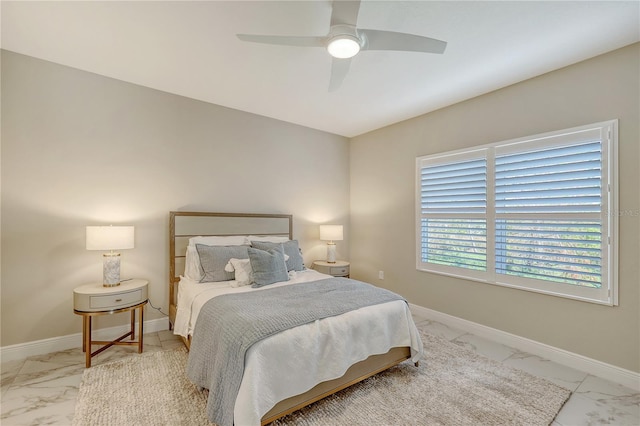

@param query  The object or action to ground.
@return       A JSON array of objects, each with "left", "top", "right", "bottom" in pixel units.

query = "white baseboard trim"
[
  {"left": 1, "top": 318, "right": 170, "bottom": 363},
  {"left": 409, "top": 303, "right": 640, "bottom": 391},
  {"left": 4, "top": 307, "right": 638, "bottom": 391}
]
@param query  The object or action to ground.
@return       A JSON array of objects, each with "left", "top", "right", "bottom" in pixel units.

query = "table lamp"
[
  {"left": 320, "top": 225, "right": 343, "bottom": 263},
  {"left": 86, "top": 225, "right": 135, "bottom": 286}
]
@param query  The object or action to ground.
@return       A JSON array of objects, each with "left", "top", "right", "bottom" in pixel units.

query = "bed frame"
[{"left": 169, "top": 211, "right": 411, "bottom": 425}]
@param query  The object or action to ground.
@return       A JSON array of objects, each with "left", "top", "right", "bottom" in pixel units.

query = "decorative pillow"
[
  {"left": 188, "top": 235, "right": 248, "bottom": 247},
  {"left": 248, "top": 246, "right": 289, "bottom": 288},
  {"left": 196, "top": 244, "right": 249, "bottom": 282},
  {"left": 185, "top": 236, "right": 248, "bottom": 280},
  {"left": 250, "top": 240, "right": 304, "bottom": 272},
  {"left": 224, "top": 258, "right": 254, "bottom": 287}
]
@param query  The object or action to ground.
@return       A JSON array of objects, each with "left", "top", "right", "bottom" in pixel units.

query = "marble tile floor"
[
  {"left": 1, "top": 329, "right": 184, "bottom": 425},
  {"left": 1, "top": 318, "right": 638, "bottom": 425}
]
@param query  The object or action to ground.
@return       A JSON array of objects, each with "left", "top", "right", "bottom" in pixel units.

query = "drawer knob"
[{"left": 115, "top": 298, "right": 122, "bottom": 302}]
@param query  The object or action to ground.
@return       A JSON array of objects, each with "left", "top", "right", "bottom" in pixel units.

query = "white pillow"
[
  {"left": 225, "top": 258, "right": 254, "bottom": 287},
  {"left": 248, "top": 235, "right": 290, "bottom": 243},
  {"left": 188, "top": 235, "right": 249, "bottom": 247},
  {"left": 184, "top": 246, "right": 203, "bottom": 281}
]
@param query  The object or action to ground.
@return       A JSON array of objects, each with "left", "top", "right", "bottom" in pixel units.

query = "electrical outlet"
[{"left": 378, "top": 270, "right": 384, "bottom": 279}]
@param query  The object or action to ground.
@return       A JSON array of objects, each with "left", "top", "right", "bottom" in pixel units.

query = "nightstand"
[
  {"left": 312, "top": 260, "right": 350, "bottom": 277},
  {"left": 73, "top": 279, "right": 148, "bottom": 367}
]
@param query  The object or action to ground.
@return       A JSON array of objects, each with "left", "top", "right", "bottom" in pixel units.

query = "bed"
[{"left": 168, "top": 211, "right": 423, "bottom": 425}]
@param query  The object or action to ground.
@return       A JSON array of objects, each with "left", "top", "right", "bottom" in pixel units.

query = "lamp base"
[
  {"left": 103, "top": 252, "right": 121, "bottom": 287},
  {"left": 326, "top": 242, "right": 337, "bottom": 263}
]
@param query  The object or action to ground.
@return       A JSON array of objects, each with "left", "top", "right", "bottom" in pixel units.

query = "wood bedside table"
[
  {"left": 73, "top": 279, "right": 149, "bottom": 367},
  {"left": 312, "top": 260, "right": 350, "bottom": 277}
]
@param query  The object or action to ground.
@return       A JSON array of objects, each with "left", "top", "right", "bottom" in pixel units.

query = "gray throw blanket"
[{"left": 186, "top": 277, "right": 406, "bottom": 426}]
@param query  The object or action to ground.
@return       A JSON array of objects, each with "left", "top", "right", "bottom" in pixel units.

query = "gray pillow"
[
  {"left": 195, "top": 244, "right": 249, "bottom": 282},
  {"left": 249, "top": 246, "right": 289, "bottom": 288},
  {"left": 251, "top": 240, "right": 304, "bottom": 271}
]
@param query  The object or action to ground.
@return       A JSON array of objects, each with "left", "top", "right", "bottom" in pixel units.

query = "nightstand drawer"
[
  {"left": 90, "top": 289, "right": 143, "bottom": 309},
  {"left": 74, "top": 279, "right": 149, "bottom": 312},
  {"left": 312, "top": 261, "right": 350, "bottom": 277},
  {"left": 330, "top": 266, "right": 349, "bottom": 276}
]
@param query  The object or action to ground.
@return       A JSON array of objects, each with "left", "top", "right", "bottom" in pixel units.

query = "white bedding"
[{"left": 174, "top": 270, "right": 424, "bottom": 426}]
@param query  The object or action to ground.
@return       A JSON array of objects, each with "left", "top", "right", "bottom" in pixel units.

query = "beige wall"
[
  {"left": 350, "top": 43, "right": 640, "bottom": 372},
  {"left": 2, "top": 44, "right": 639, "bottom": 373},
  {"left": 1, "top": 50, "right": 350, "bottom": 347}
]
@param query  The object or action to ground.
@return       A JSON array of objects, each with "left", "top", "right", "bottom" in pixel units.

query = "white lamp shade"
[
  {"left": 86, "top": 226, "right": 135, "bottom": 251},
  {"left": 320, "top": 225, "right": 343, "bottom": 242}
]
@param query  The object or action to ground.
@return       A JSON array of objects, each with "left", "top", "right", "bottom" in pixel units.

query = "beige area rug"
[{"left": 73, "top": 329, "right": 571, "bottom": 426}]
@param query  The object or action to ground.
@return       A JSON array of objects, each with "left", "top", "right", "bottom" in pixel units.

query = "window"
[{"left": 416, "top": 120, "right": 618, "bottom": 305}]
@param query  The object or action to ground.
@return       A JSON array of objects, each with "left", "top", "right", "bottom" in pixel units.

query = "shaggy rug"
[{"left": 73, "top": 328, "right": 570, "bottom": 425}]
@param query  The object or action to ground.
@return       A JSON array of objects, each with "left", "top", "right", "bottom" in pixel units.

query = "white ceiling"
[{"left": 2, "top": 1, "right": 639, "bottom": 137}]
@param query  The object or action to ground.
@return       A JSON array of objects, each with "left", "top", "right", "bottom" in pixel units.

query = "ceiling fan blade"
[
  {"left": 237, "top": 34, "right": 326, "bottom": 48},
  {"left": 359, "top": 29, "right": 447, "bottom": 54},
  {"left": 330, "top": 0, "right": 361, "bottom": 26},
  {"left": 328, "top": 57, "right": 352, "bottom": 92}
]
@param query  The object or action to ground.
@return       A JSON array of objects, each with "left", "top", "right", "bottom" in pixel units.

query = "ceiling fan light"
[{"left": 327, "top": 36, "right": 360, "bottom": 59}]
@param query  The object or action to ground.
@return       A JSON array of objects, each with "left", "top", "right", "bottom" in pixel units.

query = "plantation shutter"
[
  {"left": 494, "top": 141, "right": 603, "bottom": 288},
  {"left": 495, "top": 142, "right": 602, "bottom": 215},
  {"left": 418, "top": 151, "right": 488, "bottom": 275}
]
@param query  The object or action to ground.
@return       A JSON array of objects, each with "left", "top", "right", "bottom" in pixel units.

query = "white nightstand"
[
  {"left": 312, "top": 260, "right": 350, "bottom": 277},
  {"left": 73, "top": 279, "right": 148, "bottom": 367}
]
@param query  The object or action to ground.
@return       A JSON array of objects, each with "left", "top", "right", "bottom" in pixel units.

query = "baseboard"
[
  {"left": 4, "top": 307, "right": 638, "bottom": 391},
  {"left": 409, "top": 303, "right": 640, "bottom": 391},
  {"left": 0, "top": 317, "right": 170, "bottom": 363}
]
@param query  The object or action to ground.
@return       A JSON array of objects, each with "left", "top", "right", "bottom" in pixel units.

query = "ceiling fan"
[{"left": 237, "top": 0, "right": 447, "bottom": 91}]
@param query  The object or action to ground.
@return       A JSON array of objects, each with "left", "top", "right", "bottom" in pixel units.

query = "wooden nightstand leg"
[
  {"left": 81, "top": 316, "right": 87, "bottom": 353},
  {"left": 138, "top": 304, "right": 144, "bottom": 353},
  {"left": 84, "top": 316, "right": 92, "bottom": 368},
  {"left": 130, "top": 309, "right": 136, "bottom": 340}
]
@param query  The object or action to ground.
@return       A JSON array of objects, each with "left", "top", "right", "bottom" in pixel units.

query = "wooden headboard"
[{"left": 168, "top": 211, "right": 293, "bottom": 329}]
